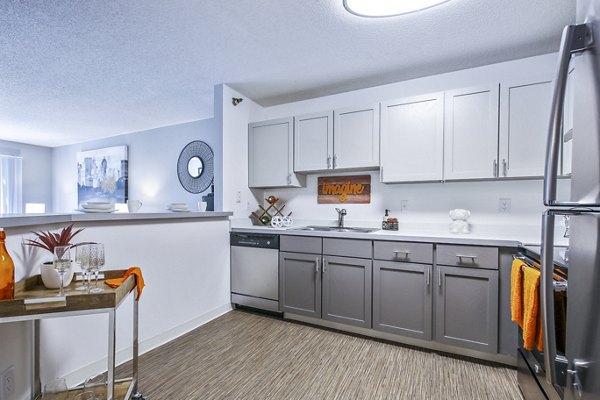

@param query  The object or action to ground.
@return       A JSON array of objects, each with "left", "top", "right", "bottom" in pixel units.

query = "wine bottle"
[{"left": 0, "top": 229, "right": 15, "bottom": 300}]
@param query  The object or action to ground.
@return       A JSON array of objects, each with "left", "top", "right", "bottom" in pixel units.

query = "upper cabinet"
[
  {"left": 292, "top": 104, "right": 380, "bottom": 173},
  {"left": 499, "top": 77, "right": 553, "bottom": 178},
  {"left": 333, "top": 104, "right": 380, "bottom": 169},
  {"left": 443, "top": 85, "right": 500, "bottom": 180},
  {"left": 294, "top": 111, "right": 334, "bottom": 172},
  {"left": 380, "top": 93, "right": 444, "bottom": 183},
  {"left": 248, "top": 118, "right": 305, "bottom": 188}
]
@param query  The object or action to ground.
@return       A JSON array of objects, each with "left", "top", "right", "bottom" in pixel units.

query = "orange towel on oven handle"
[
  {"left": 105, "top": 267, "right": 145, "bottom": 301},
  {"left": 522, "top": 267, "right": 542, "bottom": 351},
  {"left": 510, "top": 259, "right": 525, "bottom": 326}
]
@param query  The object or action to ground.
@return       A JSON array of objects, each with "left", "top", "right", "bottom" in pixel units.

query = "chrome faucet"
[{"left": 336, "top": 208, "right": 347, "bottom": 228}]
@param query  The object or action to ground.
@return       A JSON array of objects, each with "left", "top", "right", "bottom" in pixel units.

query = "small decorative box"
[{"left": 382, "top": 221, "right": 399, "bottom": 231}]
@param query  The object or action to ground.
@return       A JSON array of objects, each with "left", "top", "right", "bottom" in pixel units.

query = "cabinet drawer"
[
  {"left": 436, "top": 245, "right": 498, "bottom": 269},
  {"left": 374, "top": 241, "right": 433, "bottom": 264},
  {"left": 280, "top": 235, "right": 322, "bottom": 254},
  {"left": 323, "top": 238, "right": 372, "bottom": 259}
]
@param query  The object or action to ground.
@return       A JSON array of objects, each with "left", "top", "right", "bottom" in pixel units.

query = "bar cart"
[{"left": 0, "top": 270, "right": 143, "bottom": 400}]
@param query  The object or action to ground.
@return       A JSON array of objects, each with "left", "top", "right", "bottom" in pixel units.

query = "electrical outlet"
[
  {"left": 400, "top": 200, "right": 409, "bottom": 212},
  {"left": 1, "top": 365, "right": 15, "bottom": 400},
  {"left": 499, "top": 198, "right": 512, "bottom": 213},
  {"left": 235, "top": 191, "right": 242, "bottom": 204}
]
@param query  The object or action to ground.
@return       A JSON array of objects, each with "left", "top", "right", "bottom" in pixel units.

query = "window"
[{"left": 0, "top": 155, "right": 23, "bottom": 214}]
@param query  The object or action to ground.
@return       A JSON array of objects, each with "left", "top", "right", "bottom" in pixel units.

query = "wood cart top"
[{"left": 0, "top": 270, "right": 136, "bottom": 320}]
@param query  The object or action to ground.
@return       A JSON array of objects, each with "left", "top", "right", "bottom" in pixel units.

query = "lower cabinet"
[
  {"left": 279, "top": 252, "right": 321, "bottom": 318},
  {"left": 279, "top": 252, "right": 372, "bottom": 328},
  {"left": 373, "top": 261, "right": 433, "bottom": 340},
  {"left": 322, "top": 256, "right": 372, "bottom": 328},
  {"left": 435, "top": 265, "right": 499, "bottom": 353}
]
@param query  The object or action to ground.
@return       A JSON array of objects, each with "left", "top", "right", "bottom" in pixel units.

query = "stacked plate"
[
  {"left": 77, "top": 201, "right": 115, "bottom": 213},
  {"left": 168, "top": 203, "right": 190, "bottom": 212}
]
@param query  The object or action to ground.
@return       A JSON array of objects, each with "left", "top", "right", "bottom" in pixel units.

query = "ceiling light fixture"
[{"left": 343, "top": 0, "right": 451, "bottom": 17}]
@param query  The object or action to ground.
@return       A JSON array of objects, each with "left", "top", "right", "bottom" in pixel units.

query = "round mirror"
[{"left": 187, "top": 156, "right": 203, "bottom": 178}]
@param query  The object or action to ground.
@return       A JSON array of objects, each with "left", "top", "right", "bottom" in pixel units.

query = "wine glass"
[
  {"left": 90, "top": 244, "right": 105, "bottom": 293},
  {"left": 53, "top": 246, "right": 71, "bottom": 296},
  {"left": 75, "top": 245, "right": 90, "bottom": 291}
]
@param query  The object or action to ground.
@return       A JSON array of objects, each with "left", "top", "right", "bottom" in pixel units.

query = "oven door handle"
[{"left": 541, "top": 211, "right": 559, "bottom": 388}]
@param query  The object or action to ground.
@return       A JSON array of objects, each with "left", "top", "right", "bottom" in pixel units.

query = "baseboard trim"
[{"left": 63, "top": 303, "right": 232, "bottom": 387}]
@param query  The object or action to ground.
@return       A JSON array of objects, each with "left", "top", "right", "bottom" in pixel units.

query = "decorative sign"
[{"left": 318, "top": 175, "right": 371, "bottom": 204}]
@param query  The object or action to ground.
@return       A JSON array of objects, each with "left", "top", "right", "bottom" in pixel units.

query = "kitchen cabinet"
[
  {"left": 248, "top": 117, "right": 305, "bottom": 188},
  {"left": 292, "top": 104, "right": 380, "bottom": 173},
  {"left": 380, "top": 93, "right": 444, "bottom": 182},
  {"left": 294, "top": 111, "right": 333, "bottom": 172},
  {"left": 499, "top": 77, "right": 553, "bottom": 178},
  {"left": 280, "top": 237, "right": 372, "bottom": 328},
  {"left": 373, "top": 261, "right": 433, "bottom": 340},
  {"left": 322, "top": 255, "right": 372, "bottom": 328},
  {"left": 333, "top": 104, "right": 380, "bottom": 169},
  {"left": 279, "top": 251, "right": 322, "bottom": 318},
  {"left": 435, "top": 265, "right": 499, "bottom": 353},
  {"left": 444, "top": 84, "right": 500, "bottom": 180}
]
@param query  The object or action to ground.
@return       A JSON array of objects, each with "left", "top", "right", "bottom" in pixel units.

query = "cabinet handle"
[
  {"left": 502, "top": 159, "right": 508, "bottom": 177},
  {"left": 426, "top": 268, "right": 430, "bottom": 286},
  {"left": 322, "top": 260, "right": 327, "bottom": 273},
  {"left": 315, "top": 258, "right": 320, "bottom": 273},
  {"left": 393, "top": 250, "right": 411, "bottom": 258},
  {"left": 438, "top": 269, "right": 442, "bottom": 287},
  {"left": 456, "top": 254, "right": 478, "bottom": 262},
  {"left": 333, "top": 154, "right": 337, "bottom": 169},
  {"left": 327, "top": 155, "right": 332, "bottom": 169},
  {"left": 493, "top": 160, "right": 498, "bottom": 178}
]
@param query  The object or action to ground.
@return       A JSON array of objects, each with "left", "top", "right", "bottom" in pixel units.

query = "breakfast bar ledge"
[{"left": 0, "top": 270, "right": 142, "bottom": 400}]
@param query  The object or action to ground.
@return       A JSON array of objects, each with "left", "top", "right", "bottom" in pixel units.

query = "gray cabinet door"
[
  {"left": 322, "top": 256, "right": 372, "bottom": 328},
  {"left": 279, "top": 252, "right": 321, "bottom": 318},
  {"left": 373, "top": 261, "right": 433, "bottom": 340},
  {"left": 435, "top": 266, "right": 499, "bottom": 353}
]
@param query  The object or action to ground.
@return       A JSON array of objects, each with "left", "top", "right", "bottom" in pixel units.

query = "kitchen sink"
[{"left": 289, "top": 226, "right": 379, "bottom": 233}]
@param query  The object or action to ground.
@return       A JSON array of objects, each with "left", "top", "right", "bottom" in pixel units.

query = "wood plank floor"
[{"left": 119, "top": 310, "right": 523, "bottom": 400}]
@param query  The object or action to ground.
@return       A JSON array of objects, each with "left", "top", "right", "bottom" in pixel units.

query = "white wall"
[
  {"left": 52, "top": 119, "right": 220, "bottom": 213},
  {"left": 219, "top": 84, "right": 267, "bottom": 218},
  {"left": 0, "top": 139, "right": 53, "bottom": 212},
  {"left": 225, "top": 53, "right": 567, "bottom": 230},
  {"left": 0, "top": 218, "right": 231, "bottom": 399}
]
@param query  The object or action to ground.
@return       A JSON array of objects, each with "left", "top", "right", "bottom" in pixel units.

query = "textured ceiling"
[{"left": 0, "top": 0, "right": 575, "bottom": 147}]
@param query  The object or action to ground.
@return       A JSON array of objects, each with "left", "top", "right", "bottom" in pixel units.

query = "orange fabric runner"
[{"left": 105, "top": 267, "right": 145, "bottom": 300}]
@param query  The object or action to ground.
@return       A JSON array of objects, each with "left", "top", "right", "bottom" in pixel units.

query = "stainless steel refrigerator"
[{"left": 539, "top": 0, "right": 600, "bottom": 399}]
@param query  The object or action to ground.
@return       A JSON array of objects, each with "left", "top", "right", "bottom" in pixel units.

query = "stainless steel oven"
[
  {"left": 230, "top": 232, "right": 280, "bottom": 312},
  {"left": 517, "top": 245, "right": 568, "bottom": 400}
]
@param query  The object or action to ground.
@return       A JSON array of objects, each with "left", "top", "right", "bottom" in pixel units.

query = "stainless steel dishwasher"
[{"left": 230, "top": 232, "right": 280, "bottom": 312}]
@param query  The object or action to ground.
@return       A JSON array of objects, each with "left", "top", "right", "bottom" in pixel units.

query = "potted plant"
[{"left": 24, "top": 224, "right": 94, "bottom": 289}]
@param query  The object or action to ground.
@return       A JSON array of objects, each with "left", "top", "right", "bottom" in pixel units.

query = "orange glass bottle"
[{"left": 0, "top": 229, "right": 14, "bottom": 300}]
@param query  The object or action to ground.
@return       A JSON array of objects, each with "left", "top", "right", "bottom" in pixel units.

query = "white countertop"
[
  {"left": 230, "top": 220, "right": 564, "bottom": 247},
  {"left": 0, "top": 211, "right": 233, "bottom": 228}
]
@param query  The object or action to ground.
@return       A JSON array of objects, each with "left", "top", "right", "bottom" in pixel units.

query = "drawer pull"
[
  {"left": 393, "top": 250, "right": 411, "bottom": 257},
  {"left": 456, "top": 254, "right": 478, "bottom": 262},
  {"left": 315, "top": 258, "right": 320, "bottom": 273},
  {"left": 426, "top": 269, "right": 430, "bottom": 286},
  {"left": 438, "top": 269, "right": 442, "bottom": 287}
]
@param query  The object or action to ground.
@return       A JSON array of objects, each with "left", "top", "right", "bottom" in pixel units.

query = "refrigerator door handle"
[
  {"left": 544, "top": 24, "right": 594, "bottom": 207},
  {"left": 541, "top": 212, "right": 559, "bottom": 387}
]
